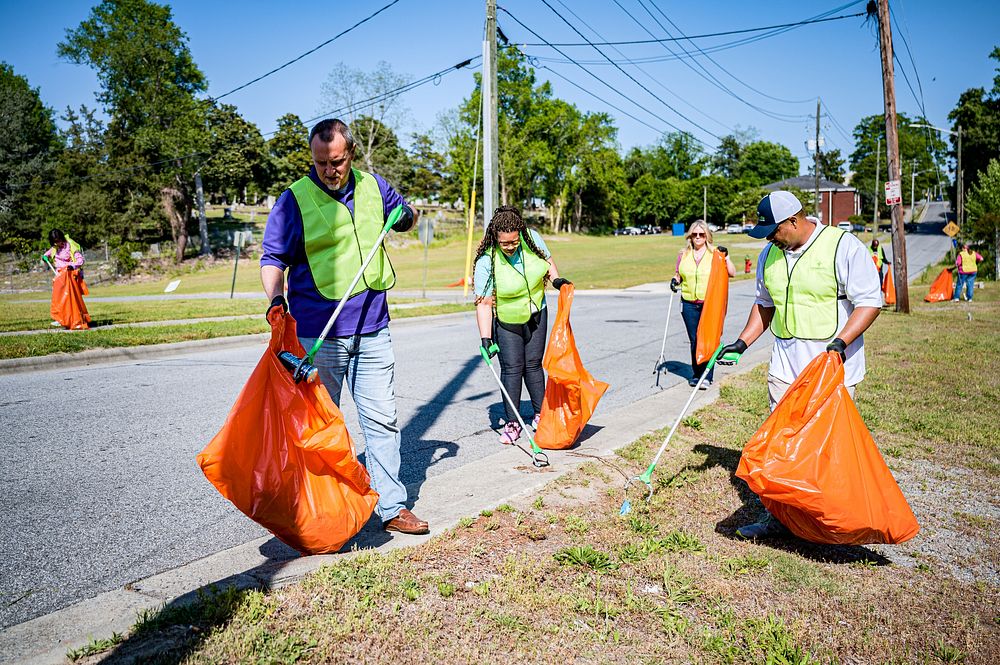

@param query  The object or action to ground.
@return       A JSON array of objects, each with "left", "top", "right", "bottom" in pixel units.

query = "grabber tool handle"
[
  {"left": 305, "top": 205, "right": 406, "bottom": 363},
  {"left": 478, "top": 345, "right": 550, "bottom": 468}
]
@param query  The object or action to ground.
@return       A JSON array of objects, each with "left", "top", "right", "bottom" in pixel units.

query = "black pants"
[
  {"left": 681, "top": 299, "right": 714, "bottom": 383},
  {"left": 494, "top": 308, "right": 547, "bottom": 423}
]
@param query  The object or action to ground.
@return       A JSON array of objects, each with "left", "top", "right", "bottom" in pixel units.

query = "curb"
[
  {"left": 0, "top": 344, "right": 771, "bottom": 665},
  {"left": 0, "top": 310, "right": 476, "bottom": 376}
]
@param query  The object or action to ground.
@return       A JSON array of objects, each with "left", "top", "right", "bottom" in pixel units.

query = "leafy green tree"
[
  {"left": 966, "top": 158, "right": 1000, "bottom": 278},
  {"left": 267, "top": 113, "right": 311, "bottom": 195},
  {"left": 809, "top": 148, "right": 847, "bottom": 183},
  {"left": 58, "top": 0, "right": 209, "bottom": 261},
  {"left": 948, "top": 47, "right": 1000, "bottom": 199},
  {"left": 0, "top": 63, "right": 59, "bottom": 249},
  {"left": 350, "top": 115, "right": 412, "bottom": 191},
  {"left": 408, "top": 132, "right": 446, "bottom": 201},
  {"left": 726, "top": 185, "right": 769, "bottom": 224},
  {"left": 710, "top": 127, "right": 758, "bottom": 178},
  {"left": 200, "top": 103, "right": 268, "bottom": 204},
  {"left": 849, "top": 113, "right": 946, "bottom": 219},
  {"left": 735, "top": 141, "right": 799, "bottom": 187}
]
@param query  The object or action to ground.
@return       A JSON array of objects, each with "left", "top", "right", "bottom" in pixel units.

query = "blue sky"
[{"left": 2, "top": 0, "right": 998, "bottom": 174}]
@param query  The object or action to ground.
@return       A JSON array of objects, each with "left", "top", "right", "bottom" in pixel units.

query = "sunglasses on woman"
[{"left": 690, "top": 233, "right": 706, "bottom": 238}]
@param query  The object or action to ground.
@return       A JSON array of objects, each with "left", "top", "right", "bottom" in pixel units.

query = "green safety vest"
[
  {"left": 290, "top": 169, "right": 395, "bottom": 300},
  {"left": 678, "top": 247, "right": 714, "bottom": 301},
  {"left": 763, "top": 225, "right": 845, "bottom": 340},
  {"left": 492, "top": 233, "right": 549, "bottom": 324}
]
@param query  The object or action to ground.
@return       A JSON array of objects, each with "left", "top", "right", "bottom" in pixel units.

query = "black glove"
[
  {"left": 552, "top": 277, "right": 572, "bottom": 290},
  {"left": 66, "top": 265, "right": 76, "bottom": 271},
  {"left": 669, "top": 277, "right": 680, "bottom": 293},
  {"left": 392, "top": 205, "right": 415, "bottom": 232},
  {"left": 717, "top": 339, "right": 747, "bottom": 365},
  {"left": 717, "top": 246, "right": 728, "bottom": 256},
  {"left": 267, "top": 294, "right": 287, "bottom": 317},
  {"left": 481, "top": 337, "right": 497, "bottom": 358},
  {"left": 826, "top": 337, "right": 847, "bottom": 362}
]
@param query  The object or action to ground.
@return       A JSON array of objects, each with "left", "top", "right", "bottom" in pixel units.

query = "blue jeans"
[
  {"left": 680, "top": 300, "right": 714, "bottom": 383},
  {"left": 956, "top": 272, "right": 976, "bottom": 301},
  {"left": 299, "top": 327, "right": 407, "bottom": 523}
]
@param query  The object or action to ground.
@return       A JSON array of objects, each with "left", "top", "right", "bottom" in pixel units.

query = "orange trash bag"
[
  {"left": 50, "top": 269, "right": 90, "bottom": 330},
  {"left": 197, "top": 309, "right": 378, "bottom": 554},
  {"left": 924, "top": 268, "right": 954, "bottom": 302},
  {"left": 882, "top": 269, "right": 896, "bottom": 306},
  {"left": 735, "top": 352, "right": 919, "bottom": 545},
  {"left": 695, "top": 249, "right": 730, "bottom": 364},
  {"left": 534, "top": 284, "right": 609, "bottom": 450}
]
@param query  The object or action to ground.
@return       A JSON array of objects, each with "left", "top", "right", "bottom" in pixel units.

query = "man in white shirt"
[{"left": 718, "top": 190, "right": 882, "bottom": 539}]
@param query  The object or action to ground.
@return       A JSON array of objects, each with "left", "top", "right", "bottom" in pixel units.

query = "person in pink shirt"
[
  {"left": 43, "top": 229, "right": 85, "bottom": 271},
  {"left": 954, "top": 243, "right": 983, "bottom": 302}
]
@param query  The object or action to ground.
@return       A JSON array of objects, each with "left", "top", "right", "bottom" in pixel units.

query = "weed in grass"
[
  {"left": 743, "top": 614, "right": 819, "bottom": 664},
  {"left": 553, "top": 546, "right": 616, "bottom": 572},
  {"left": 546, "top": 512, "right": 559, "bottom": 524},
  {"left": 661, "top": 564, "right": 702, "bottom": 605},
  {"left": 720, "top": 553, "right": 771, "bottom": 576},
  {"left": 66, "top": 632, "right": 124, "bottom": 661},
  {"left": 617, "top": 543, "right": 648, "bottom": 564},
  {"left": 131, "top": 584, "right": 252, "bottom": 638},
  {"left": 884, "top": 446, "right": 904, "bottom": 457},
  {"left": 480, "top": 509, "right": 494, "bottom": 517},
  {"left": 627, "top": 515, "right": 658, "bottom": 535},
  {"left": 239, "top": 627, "right": 317, "bottom": 663},
  {"left": 933, "top": 639, "right": 967, "bottom": 663},
  {"left": 658, "top": 530, "right": 705, "bottom": 553},
  {"left": 438, "top": 582, "right": 456, "bottom": 598},
  {"left": 564, "top": 515, "right": 590, "bottom": 535},
  {"left": 483, "top": 518, "right": 500, "bottom": 531},
  {"left": 574, "top": 595, "right": 624, "bottom": 620},
  {"left": 532, "top": 496, "right": 545, "bottom": 510},
  {"left": 658, "top": 468, "right": 699, "bottom": 489},
  {"left": 473, "top": 580, "right": 491, "bottom": 597},
  {"left": 516, "top": 520, "right": 548, "bottom": 541},
  {"left": 400, "top": 579, "right": 421, "bottom": 601},
  {"left": 496, "top": 503, "right": 514, "bottom": 513},
  {"left": 470, "top": 543, "right": 488, "bottom": 558},
  {"left": 682, "top": 415, "right": 703, "bottom": 430},
  {"left": 457, "top": 516, "right": 475, "bottom": 528},
  {"left": 657, "top": 607, "right": 691, "bottom": 637},
  {"left": 489, "top": 611, "right": 529, "bottom": 632}
]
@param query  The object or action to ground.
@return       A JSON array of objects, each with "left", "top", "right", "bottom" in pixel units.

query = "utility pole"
[
  {"left": 482, "top": 0, "right": 499, "bottom": 221},
  {"left": 872, "top": 136, "right": 880, "bottom": 240},
  {"left": 195, "top": 171, "right": 210, "bottom": 255},
  {"left": 703, "top": 185, "right": 707, "bottom": 222},
  {"left": 956, "top": 125, "right": 963, "bottom": 227},
  {"left": 876, "top": 0, "right": 909, "bottom": 313},
  {"left": 910, "top": 158, "right": 917, "bottom": 219},
  {"left": 814, "top": 97, "right": 821, "bottom": 219}
]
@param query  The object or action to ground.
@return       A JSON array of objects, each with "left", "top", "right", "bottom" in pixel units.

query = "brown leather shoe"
[{"left": 383, "top": 508, "right": 429, "bottom": 535}]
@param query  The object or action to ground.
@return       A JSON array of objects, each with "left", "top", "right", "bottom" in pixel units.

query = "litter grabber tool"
[
  {"left": 41, "top": 255, "right": 57, "bottom": 275},
  {"left": 653, "top": 288, "right": 677, "bottom": 386},
  {"left": 620, "top": 343, "right": 740, "bottom": 515},
  {"left": 282, "top": 205, "right": 405, "bottom": 383},
  {"left": 479, "top": 343, "right": 550, "bottom": 468}
]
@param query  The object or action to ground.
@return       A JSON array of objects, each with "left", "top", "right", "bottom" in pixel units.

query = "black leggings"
[{"left": 494, "top": 308, "right": 547, "bottom": 423}]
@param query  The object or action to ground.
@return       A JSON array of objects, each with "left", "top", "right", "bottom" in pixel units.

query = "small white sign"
[
  {"left": 164, "top": 279, "right": 181, "bottom": 293},
  {"left": 884, "top": 180, "right": 902, "bottom": 206}
]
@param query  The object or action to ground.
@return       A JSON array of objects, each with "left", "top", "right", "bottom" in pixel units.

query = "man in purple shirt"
[{"left": 261, "top": 118, "right": 429, "bottom": 535}]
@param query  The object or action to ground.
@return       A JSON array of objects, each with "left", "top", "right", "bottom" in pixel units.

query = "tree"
[
  {"left": 849, "top": 113, "right": 946, "bottom": 218},
  {"left": 811, "top": 148, "right": 847, "bottom": 183},
  {"left": 0, "top": 63, "right": 59, "bottom": 249},
  {"left": 710, "top": 127, "right": 758, "bottom": 178},
  {"left": 58, "top": 0, "right": 209, "bottom": 261},
  {"left": 350, "top": 115, "right": 412, "bottom": 190},
  {"left": 947, "top": 47, "right": 1000, "bottom": 197},
  {"left": 408, "top": 132, "right": 445, "bottom": 202},
  {"left": 735, "top": 141, "right": 799, "bottom": 187},
  {"left": 965, "top": 158, "right": 1000, "bottom": 278},
  {"left": 199, "top": 103, "right": 268, "bottom": 204},
  {"left": 267, "top": 113, "right": 311, "bottom": 195}
]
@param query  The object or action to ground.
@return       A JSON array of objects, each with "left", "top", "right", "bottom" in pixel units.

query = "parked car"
[
  {"left": 836, "top": 221, "right": 853, "bottom": 233},
  {"left": 725, "top": 223, "right": 742, "bottom": 234},
  {"left": 707, "top": 223, "right": 721, "bottom": 232},
  {"left": 618, "top": 226, "right": 641, "bottom": 236},
  {"left": 742, "top": 223, "right": 754, "bottom": 233},
  {"left": 852, "top": 223, "right": 866, "bottom": 233}
]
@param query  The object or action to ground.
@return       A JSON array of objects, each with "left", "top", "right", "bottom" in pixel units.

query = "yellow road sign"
[{"left": 942, "top": 221, "right": 960, "bottom": 237}]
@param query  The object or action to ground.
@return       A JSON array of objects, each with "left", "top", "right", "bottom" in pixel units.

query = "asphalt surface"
[{"left": 0, "top": 226, "right": 951, "bottom": 630}]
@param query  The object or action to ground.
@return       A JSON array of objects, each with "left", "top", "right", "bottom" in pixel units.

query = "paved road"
[{"left": 0, "top": 228, "right": 951, "bottom": 630}]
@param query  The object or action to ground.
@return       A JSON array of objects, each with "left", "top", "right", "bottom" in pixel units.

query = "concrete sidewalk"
[{"left": 0, "top": 343, "right": 772, "bottom": 665}]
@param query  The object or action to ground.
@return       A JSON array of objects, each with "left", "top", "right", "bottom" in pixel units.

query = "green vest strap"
[
  {"left": 493, "top": 233, "right": 549, "bottom": 324},
  {"left": 763, "top": 225, "right": 844, "bottom": 340},
  {"left": 291, "top": 169, "right": 395, "bottom": 300}
]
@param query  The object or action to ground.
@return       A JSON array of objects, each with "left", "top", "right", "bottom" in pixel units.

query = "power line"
[
  {"left": 513, "top": 9, "right": 868, "bottom": 47},
  {"left": 211, "top": 0, "right": 404, "bottom": 101},
  {"left": 498, "top": 7, "right": 717, "bottom": 147},
  {"left": 616, "top": 0, "right": 813, "bottom": 124},
  {"left": 550, "top": 0, "right": 732, "bottom": 133},
  {"left": 533, "top": 0, "right": 722, "bottom": 144}
]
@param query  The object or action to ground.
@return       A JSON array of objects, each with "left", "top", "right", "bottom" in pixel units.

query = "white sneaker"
[{"left": 51, "top": 321, "right": 61, "bottom": 326}]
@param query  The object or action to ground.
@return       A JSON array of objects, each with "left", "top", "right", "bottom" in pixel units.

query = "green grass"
[{"left": 0, "top": 298, "right": 267, "bottom": 332}]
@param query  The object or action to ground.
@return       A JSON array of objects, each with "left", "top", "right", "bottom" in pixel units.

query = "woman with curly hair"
[{"left": 474, "top": 206, "right": 571, "bottom": 444}]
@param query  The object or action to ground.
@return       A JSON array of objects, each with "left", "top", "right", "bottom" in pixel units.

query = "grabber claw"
[{"left": 530, "top": 445, "right": 550, "bottom": 468}]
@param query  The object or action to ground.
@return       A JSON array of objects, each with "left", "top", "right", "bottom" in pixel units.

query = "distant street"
[{"left": 0, "top": 226, "right": 952, "bottom": 629}]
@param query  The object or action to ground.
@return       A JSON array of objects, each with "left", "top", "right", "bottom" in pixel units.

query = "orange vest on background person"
[{"left": 959, "top": 249, "right": 979, "bottom": 273}]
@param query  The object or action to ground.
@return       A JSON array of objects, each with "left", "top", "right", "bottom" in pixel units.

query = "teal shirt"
[{"left": 473, "top": 229, "right": 550, "bottom": 300}]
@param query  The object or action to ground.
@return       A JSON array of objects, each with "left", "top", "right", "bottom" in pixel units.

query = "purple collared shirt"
[{"left": 260, "top": 168, "right": 406, "bottom": 338}]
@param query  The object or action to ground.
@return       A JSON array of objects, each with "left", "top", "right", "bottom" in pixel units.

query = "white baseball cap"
[{"left": 750, "top": 191, "right": 803, "bottom": 239}]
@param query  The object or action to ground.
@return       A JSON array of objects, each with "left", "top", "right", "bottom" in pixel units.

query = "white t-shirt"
[{"left": 754, "top": 219, "right": 882, "bottom": 386}]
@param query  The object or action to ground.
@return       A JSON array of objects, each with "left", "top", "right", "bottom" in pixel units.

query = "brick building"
[{"left": 762, "top": 176, "right": 861, "bottom": 225}]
